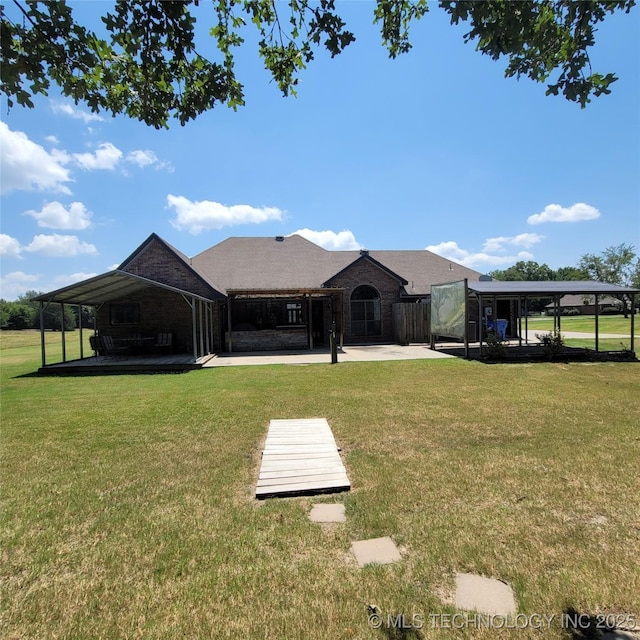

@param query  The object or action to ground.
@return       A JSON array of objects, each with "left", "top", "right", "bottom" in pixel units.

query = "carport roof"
[
  {"left": 32, "top": 270, "right": 219, "bottom": 306},
  {"left": 466, "top": 280, "right": 640, "bottom": 297}
]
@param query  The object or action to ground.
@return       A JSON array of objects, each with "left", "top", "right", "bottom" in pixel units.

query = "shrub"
[
  {"left": 562, "top": 308, "right": 581, "bottom": 316},
  {"left": 484, "top": 331, "right": 507, "bottom": 359},
  {"left": 536, "top": 330, "right": 565, "bottom": 360}
]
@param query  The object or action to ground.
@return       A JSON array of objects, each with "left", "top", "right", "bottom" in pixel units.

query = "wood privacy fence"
[{"left": 393, "top": 303, "right": 430, "bottom": 344}]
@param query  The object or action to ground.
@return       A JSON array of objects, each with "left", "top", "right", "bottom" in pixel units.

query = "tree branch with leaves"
[{"left": 1, "top": 0, "right": 635, "bottom": 128}]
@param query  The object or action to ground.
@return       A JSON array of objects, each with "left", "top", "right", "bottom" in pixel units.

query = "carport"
[
  {"left": 33, "top": 270, "right": 219, "bottom": 369},
  {"left": 469, "top": 280, "right": 638, "bottom": 355},
  {"left": 430, "top": 279, "right": 638, "bottom": 357}
]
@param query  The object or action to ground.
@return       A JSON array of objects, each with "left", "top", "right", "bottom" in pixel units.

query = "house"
[
  {"left": 38, "top": 233, "right": 483, "bottom": 356},
  {"left": 544, "top": 293, "right": 622, "bottom": 315}
]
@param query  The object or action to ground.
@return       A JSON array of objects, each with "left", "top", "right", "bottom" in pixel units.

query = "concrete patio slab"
[
  {"left": 455, "top": 573, "right": 517, "bottom": 617},
  {"left": 351, "top": 536, "right": 401, "bottom": 567},
  {"left": 309, "top": 503, "right": 346, "bottom": 523},
  {"left": 204, "top": 344, "right": 453, "bottom": 367}
]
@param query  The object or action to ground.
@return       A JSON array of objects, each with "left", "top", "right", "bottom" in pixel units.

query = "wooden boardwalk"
[{"left": 256, "top": 418, "right": 350, "bottom": 499}]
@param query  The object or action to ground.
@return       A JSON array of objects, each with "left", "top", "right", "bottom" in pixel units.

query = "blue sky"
[{"left": 1, "top": 2, "right": 639, "bottom": 300}]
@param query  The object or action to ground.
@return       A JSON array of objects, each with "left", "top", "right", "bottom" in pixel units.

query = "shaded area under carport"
[{"left": 430, "top": 279, "right": 638, "bottom": 358}]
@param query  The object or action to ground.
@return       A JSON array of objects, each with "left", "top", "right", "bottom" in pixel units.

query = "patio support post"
[
  {"left": 192, "top": 296, "right": 197, "bottom": 360},
  {"left": 517, "top": 298, "right": 522, "bottom": 347},
  {"left": 227, "top": 298, "right": 233, "bottom": 353},
  {"left": 78, "top": 305, "right": 84, "bottom": 359},
  {"left": 61, "top": 303, "right": 67, "bottom": 363},
  {"left": 463, "top": 279, "right": 469, "bottom": 359},
  {"left": 557, "top": 297, "right": 561, "bottom": 334},
  {"left": 40, "top": 302, "right": 46, "bottom": 368},
  {"left": 205, "top": 303, "right": 211, "bottom": 355},
  {"left": 198, "top": 299, "right": 204, "bottom": 358},
  {"left": 631, "top": 294, "right": 636, "bottom": 353},
  {"left": 214, "top": 303, "right": 220, "bottom": 353},
  {"left": 478, "top": 294, "right": 483, "bottom": 357},
  {"left": 595, "top": 294, "right": 600, "bottom": 352},
  {"left": 308, "top": 294, "right": 313, "bottom": 350},
  {"left": 493, "top": 296, "right": 497, "bottom": 339},
  {"left": 524, "top": 297, "right": 529, "bottom": 345},
  {"left": 337, "top": 291, "right": 344, "bottom": 349}
]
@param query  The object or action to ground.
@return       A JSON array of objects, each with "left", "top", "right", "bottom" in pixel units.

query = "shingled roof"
[{"left": 190, "top": 234, "right": 483, "bottom": 295}]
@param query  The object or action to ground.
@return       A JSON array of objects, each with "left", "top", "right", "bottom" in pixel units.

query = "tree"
[
  {"left": 71, "top": 305, "right": 95, "bottom": 329},
  {"left": 1, "top": 0, "right": 635, "bottom": 129},
  {"left": 555, "top": 265, "right": 589, "bottom": 281},
  {"left": 16, "top": 291, "right": 77, "bottom": 330},
  {"left": 579, "top": 243, "right": 639, "bottom": 316},
  {"left": 488, "top": 260, "right": 558, "bottom": 312},
  {"left": 488, "top": 260, "right": 556, "bottom": 282},
  {"left": 0, "top": 299, "right": 37, "bottom": 329}
]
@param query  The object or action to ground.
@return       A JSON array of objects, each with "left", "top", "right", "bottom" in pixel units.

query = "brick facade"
[
  {"left": 96, "top": 288, "right": 221, "bottom": 353},
  {"left": 325, "top": 258, "right": 404, "bottom": 344},
  {"left": 122, "top": 238, "right": 216, "bottom": 299}
]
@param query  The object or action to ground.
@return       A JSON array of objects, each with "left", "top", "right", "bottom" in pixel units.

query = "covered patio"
[
  {"left": 225, "top": 288, "right": 344, "bottom": 353},
  {"left": 33, "top": 270, "right": 219, "bottom": 373},
  {"left": 430, "top": 279, "right": 638, "bottom": 358}
]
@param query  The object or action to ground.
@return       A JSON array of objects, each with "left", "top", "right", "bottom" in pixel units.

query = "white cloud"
[
  {"left": 0, "top": 271, "right": 39, "bottom": 299},
  {"left": 426, "top": 241, "right": 469, "bottom": 262},
  {"left": 24, "top": 201, "right": 92, "bottom": 230},
  {"left": 482, "top": 233, "right": 544, "bottom": 252},
  {"left": 426, "top": 240, "right": 534, "bottom": 269},
  {"left": 167, "top": 195, "right": 284, "bottom": 234},
  {"left": 126, "top": 149, "right": 158, "bottom": 167},
  {"left": 24, "top": 234, "right": 97, "bottom": 257},
  {"left": 0, "top": 234, "right": 22, "bottom": 258},
  {"left": 0, "top": 122, "right": 72, "bottom": 195},
  {"left": 51, "top": 101, "right": 104, "bottom": 123},
  {"left": 53, "top": 272, "right": 99, "bottom": 285},
  {"left": 73, "top": 143, "right": 123, "bottom": 170},
  {"left": 45, "top": 135, "right": 60, "bottom": 145},
  {"left": 290, "top": 228, "right": 363, "bottom": 251},
  {"left": 527, "top": 202, "right": 600, "bottom": 225}
]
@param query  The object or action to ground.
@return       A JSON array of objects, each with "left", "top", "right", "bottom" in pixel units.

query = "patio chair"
[
  {"left": 102, "top": 335, "right": 128, "bottom": 360},
  {"left": 154, "top": 332, "right": 173, "bottom": 354},
  {"left": 89, "top": 335, "right": 104, "bottom": 357}
]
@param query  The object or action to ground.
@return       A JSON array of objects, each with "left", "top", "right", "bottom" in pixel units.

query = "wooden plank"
[
  {"left": 257, "top": 471, "right": 349, "bottom": 487},
  {"left": 261, "top": 452, "right": 338, "bottom": 460},
  {"left": 259, "top": 466, "right": 347, "bottom": 479},
  {"left": 256, "top": 477, "right": 350, "bottom": 497},
  {"left": 263, "top": 445, "right": 339, "bottom": 454},
  {"left": 260, "top": 460, "right": 346, "bottom": 472},
  {"left": 256, "top": 418, "right": 350, "bottom": 499}
]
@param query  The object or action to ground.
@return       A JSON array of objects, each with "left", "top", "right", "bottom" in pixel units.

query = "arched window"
[{"left": 351, "top": 285, "right": 381, "bottom": 337}]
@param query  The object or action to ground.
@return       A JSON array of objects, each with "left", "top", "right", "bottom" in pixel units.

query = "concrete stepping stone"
[
  {"left": 455, "top": 573, "right": 517, "bottom": 616},
  {"left": 309, "top": 503, "right": 346, "bottom": 523},
  {"left": 602, "top": 632, "right": 640, "bottom": 640},
  {"left": 351, "top": 536, "right": 401, "bottom": 567}
]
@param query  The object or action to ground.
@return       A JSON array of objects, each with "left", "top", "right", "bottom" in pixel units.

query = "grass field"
[
  {"left": 523, "top": 315, "right": 638, "bottom": 351},
  {"left": 525, "top": 315, "right": 638, "bottom": 334},
  {"left": 2, "top": 331, "right": 639, "bottom": 639}
]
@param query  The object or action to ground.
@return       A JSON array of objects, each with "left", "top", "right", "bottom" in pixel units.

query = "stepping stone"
[
  {"left": 455, "top": 573, "right": 517, "bottom": 617},
  {"left": 309, "top": 503, "right": 346, "bottom": 523},
  {"left": 351, "top": 536, "right": 401, "bottom": 567}
]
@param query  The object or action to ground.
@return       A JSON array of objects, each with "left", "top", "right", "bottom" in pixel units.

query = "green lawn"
[
  {"left": 2, "top": 331, "right": 639, "bottom": 639},
  {"left": 525, "top": 314, "right": 638, "bottom": 335},
  {"left": 523, "top": 315, "right": 638, "bottom": 351}
]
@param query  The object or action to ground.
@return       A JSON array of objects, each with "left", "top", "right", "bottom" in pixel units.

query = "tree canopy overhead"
[{"left": 1, "top": 0, "right": 635, "bottom": 128}]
